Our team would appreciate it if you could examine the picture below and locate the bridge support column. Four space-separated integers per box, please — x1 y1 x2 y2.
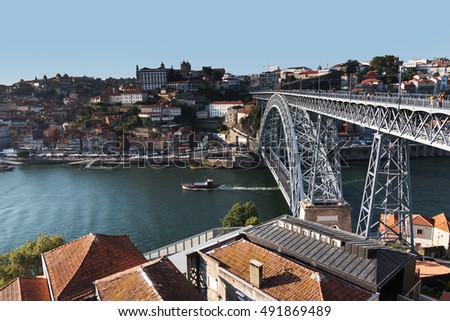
299 200 352 232
356 133 414 251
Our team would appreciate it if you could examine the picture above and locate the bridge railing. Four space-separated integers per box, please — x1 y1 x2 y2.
254 90 450 109
143 227 242 260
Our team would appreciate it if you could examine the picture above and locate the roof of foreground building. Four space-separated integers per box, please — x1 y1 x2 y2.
206 238 373 301
243 216 416 293
0 277 51 301
95 256 204 301
42 233 148 301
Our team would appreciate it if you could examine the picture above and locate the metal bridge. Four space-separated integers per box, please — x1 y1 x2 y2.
252 90 450 248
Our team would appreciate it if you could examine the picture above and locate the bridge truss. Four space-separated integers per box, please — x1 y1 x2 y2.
254 91 450 249
258 94 345 216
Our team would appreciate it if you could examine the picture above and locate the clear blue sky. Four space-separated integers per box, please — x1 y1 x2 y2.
1 0 449 85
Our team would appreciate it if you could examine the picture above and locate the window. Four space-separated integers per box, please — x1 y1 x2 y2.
417 229 423 235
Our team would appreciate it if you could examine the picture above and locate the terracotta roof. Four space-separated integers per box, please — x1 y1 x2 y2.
412 214 434 227
0 277 51 301
42 233 147 301
207 239 373 301
433 213 450 233
95 257 204 301
416 260 450 278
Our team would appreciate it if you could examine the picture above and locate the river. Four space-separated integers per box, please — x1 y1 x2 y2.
1 158 449 254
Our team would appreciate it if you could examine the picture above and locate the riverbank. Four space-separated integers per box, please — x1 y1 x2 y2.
2 143 448 168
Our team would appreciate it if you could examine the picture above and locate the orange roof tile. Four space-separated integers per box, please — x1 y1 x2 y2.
95 257 204 301
0 277 51 301
416 260 450 278
433 213 450 233
412 214 434 227
42 233 147 301
207 239 372 301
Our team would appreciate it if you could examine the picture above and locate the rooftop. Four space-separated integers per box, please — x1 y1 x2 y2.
42 233 147 301
0 277 51 301
207 238 373 301
416 260 450 278
244 216 416 292
95 257 204 301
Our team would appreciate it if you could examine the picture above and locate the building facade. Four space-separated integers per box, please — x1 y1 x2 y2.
208 100 244 118
136 63 168 91
0 124 11 149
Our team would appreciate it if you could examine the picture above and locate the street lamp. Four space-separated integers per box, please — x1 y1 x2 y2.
398 66 404 109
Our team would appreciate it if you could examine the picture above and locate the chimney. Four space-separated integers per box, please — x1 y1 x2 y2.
249 260 263 288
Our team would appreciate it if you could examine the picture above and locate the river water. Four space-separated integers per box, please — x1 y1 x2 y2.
1 158 449 254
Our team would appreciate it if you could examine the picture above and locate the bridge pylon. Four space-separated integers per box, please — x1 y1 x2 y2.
356 133 415 250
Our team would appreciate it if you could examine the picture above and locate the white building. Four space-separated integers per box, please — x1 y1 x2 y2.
208 100 244 118
136 63 168 91
166 81 189 92
106 91 147 105
138 105 181 123
121 90 148 105
382 213 450 257
403 59 429 68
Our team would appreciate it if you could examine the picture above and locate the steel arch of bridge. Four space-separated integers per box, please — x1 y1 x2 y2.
257 94 344 217
254 91 450 247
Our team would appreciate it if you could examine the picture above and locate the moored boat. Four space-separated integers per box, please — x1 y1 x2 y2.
181 178 222 190
0 164 14 172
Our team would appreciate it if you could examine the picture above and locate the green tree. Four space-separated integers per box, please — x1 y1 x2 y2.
402 67 418 81
16 150 30 158
343 59 359 89
0 234 65 287
370 55 400 84
220 202 260 227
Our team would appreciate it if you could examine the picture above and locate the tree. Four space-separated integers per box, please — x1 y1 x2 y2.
370 55 400 84
0 234 65 288
402 67 418 81
220 201 260 227
343 59 359 89
16 150 30 158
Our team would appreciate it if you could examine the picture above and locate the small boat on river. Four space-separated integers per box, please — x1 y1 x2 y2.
181 178 222 190
0 164 14 172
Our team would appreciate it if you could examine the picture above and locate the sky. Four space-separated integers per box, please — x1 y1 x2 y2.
1 0 449 85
